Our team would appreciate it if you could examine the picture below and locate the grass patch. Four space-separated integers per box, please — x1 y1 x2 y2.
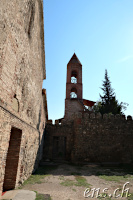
99 175 132 183
72 188 76 192
128 193 133 200
35 191 52 200
60 175 91 187
60 179 75 187
59 176 65 181
21 165 58 187
74 176 90 187
22 174 50 185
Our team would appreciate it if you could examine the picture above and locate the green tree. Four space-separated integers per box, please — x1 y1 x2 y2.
94 69 128 115
100 69 114 105
93 101 102 113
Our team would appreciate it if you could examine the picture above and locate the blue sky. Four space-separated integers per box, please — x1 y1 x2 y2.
43 0 133 121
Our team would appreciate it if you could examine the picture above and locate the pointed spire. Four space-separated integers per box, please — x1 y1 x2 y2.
68 53 82 65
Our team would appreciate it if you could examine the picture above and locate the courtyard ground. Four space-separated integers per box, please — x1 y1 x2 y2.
20 162 133 200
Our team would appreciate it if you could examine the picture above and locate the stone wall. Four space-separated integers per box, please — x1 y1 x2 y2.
72 113 133 163
0 0 45 126
0 0 46 195
65 99 84 119
0 106 45 190
44 113 133 164
44 121 74 161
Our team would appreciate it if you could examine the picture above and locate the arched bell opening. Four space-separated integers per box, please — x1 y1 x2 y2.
70 88 77 99
71 70 77 84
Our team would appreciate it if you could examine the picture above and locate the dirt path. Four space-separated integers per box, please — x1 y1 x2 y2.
21 163 133 200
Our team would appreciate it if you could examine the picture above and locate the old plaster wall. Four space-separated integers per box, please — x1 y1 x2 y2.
44 113 133 164
0 0 46 195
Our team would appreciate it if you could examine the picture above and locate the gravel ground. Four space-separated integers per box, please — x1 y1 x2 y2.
21 163 133 200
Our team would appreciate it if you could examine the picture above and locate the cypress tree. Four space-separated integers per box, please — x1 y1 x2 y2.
98 69 124 115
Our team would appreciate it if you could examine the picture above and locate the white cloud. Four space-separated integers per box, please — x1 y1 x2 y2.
116 55 133 63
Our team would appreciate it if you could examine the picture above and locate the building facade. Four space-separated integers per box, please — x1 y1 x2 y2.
0 0 47 195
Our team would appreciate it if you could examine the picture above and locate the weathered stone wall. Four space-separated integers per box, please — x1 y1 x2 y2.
0 106 45 189
44 121 74 161
72 113 133 163
65 99 84 119
44 113 133 164
0 0 45 126
0 0 46 195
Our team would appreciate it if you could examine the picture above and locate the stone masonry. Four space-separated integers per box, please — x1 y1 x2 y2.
44 113 133 164
0 0 46 195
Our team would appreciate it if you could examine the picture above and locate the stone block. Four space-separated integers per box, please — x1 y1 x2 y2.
74 112 82 119
96 112 102 119
84 112 89 120
121 115 126 120
47 120 52 124
108 114 114 119
90 113 95 118
55 120 59 125
77 112 82 119
61 119 66 125
115 114 120 119
103 113 108 119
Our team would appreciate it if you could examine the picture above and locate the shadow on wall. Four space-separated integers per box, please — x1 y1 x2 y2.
33 105 45 173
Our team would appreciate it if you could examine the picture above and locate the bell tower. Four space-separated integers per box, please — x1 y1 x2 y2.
65 53 84 118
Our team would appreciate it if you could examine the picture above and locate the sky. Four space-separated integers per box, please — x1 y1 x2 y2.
43 0 133 121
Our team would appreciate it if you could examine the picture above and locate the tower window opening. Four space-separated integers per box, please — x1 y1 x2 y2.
70 88 77 99
71 76 77 84
71 71 77 84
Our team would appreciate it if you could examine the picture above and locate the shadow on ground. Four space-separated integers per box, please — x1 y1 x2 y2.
34 162 133 177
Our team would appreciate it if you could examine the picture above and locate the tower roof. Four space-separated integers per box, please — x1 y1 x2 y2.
68 53 82 65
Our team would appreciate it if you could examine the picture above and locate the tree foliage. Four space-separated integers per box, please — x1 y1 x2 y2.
94 69 128 115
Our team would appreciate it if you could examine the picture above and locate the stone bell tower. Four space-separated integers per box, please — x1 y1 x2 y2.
64 53 84 118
